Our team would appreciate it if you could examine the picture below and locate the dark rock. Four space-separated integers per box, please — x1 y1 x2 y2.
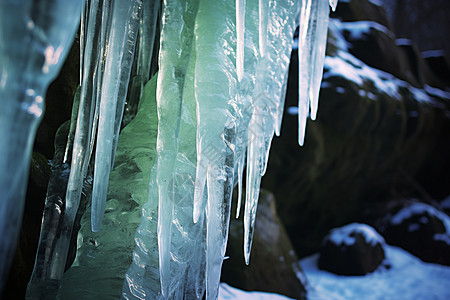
383 201 450 266
221 190 307 300
318 223 387 275
263 0 450 258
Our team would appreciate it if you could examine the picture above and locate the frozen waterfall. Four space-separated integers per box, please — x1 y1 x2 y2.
0 0 338 298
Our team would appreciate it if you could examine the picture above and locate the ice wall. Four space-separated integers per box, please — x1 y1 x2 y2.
4 0 339 298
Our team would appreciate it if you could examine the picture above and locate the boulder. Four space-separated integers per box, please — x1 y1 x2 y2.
318 223 387 275
221 190 307 300
383 202 450 265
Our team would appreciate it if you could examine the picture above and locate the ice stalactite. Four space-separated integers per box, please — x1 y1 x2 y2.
91 0 143 232
297 0 334 145
329 0 338 12
0 0 82 295
25 88 80 299
244 0 299 265
153 0 200 298
236 0 246 82
193 0 241 297
26 2 107 296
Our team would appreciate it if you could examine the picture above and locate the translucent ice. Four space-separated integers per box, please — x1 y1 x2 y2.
0 0 81 294
297 0 331 145
91 0 142 232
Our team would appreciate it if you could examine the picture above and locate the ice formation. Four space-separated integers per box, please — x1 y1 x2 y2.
0 0 82 294
0 0 338 298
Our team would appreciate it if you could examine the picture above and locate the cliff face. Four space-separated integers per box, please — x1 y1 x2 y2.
263 0 450 257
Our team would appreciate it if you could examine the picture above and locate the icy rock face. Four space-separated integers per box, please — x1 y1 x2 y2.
0 0 81 294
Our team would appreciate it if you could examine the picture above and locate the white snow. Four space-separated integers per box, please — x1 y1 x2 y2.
301 245 450 300
422 50 445 59
218 283 295 300
323 50 400 99
323 50 450 103
219 244 450 300
390 202 450 232
326 223 385 247
336 21 395 40
395 38 412 46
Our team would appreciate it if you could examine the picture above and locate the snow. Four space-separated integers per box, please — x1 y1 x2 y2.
323 50 400 99
326 223 385 247
390 202 450 232
323 50 450 103
336 21 395 40
218 283 294 300
219 244 450 300
422 50 445 59
395 38 412 46
301 245 450 300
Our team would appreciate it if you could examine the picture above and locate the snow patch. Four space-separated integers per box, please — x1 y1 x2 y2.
301 245 450 300
327 223 385 247
218 283 294 300
390 202 450 231
422 50 445 59
336 21 395 40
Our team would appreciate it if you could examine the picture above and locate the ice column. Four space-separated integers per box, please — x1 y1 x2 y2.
0 0 81 294
91 0 143 232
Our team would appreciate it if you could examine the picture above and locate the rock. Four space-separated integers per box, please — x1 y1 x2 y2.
318 223 387 275
383 202 450 266
221 190 307 300
263 0 450 258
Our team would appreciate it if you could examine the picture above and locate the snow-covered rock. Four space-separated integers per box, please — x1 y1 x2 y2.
318 223 387 275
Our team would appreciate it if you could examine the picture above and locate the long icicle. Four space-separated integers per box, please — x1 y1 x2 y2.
91 0 142 232
243 0 299 264
156 0 199 296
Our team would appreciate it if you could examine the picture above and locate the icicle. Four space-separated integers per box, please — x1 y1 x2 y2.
236 0 246 81
329 0 338 12
243 0 299 264
155 0 199 296
194 0 240 297
27 1 108 292
298 0 331 145
0 0 81 295
258 0 267 57
91 0 142 232
140 0 160 88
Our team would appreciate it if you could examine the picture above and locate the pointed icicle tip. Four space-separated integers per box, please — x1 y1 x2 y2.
329 0 338 12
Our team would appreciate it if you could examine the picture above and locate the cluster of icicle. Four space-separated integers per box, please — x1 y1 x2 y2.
3 0 338 299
